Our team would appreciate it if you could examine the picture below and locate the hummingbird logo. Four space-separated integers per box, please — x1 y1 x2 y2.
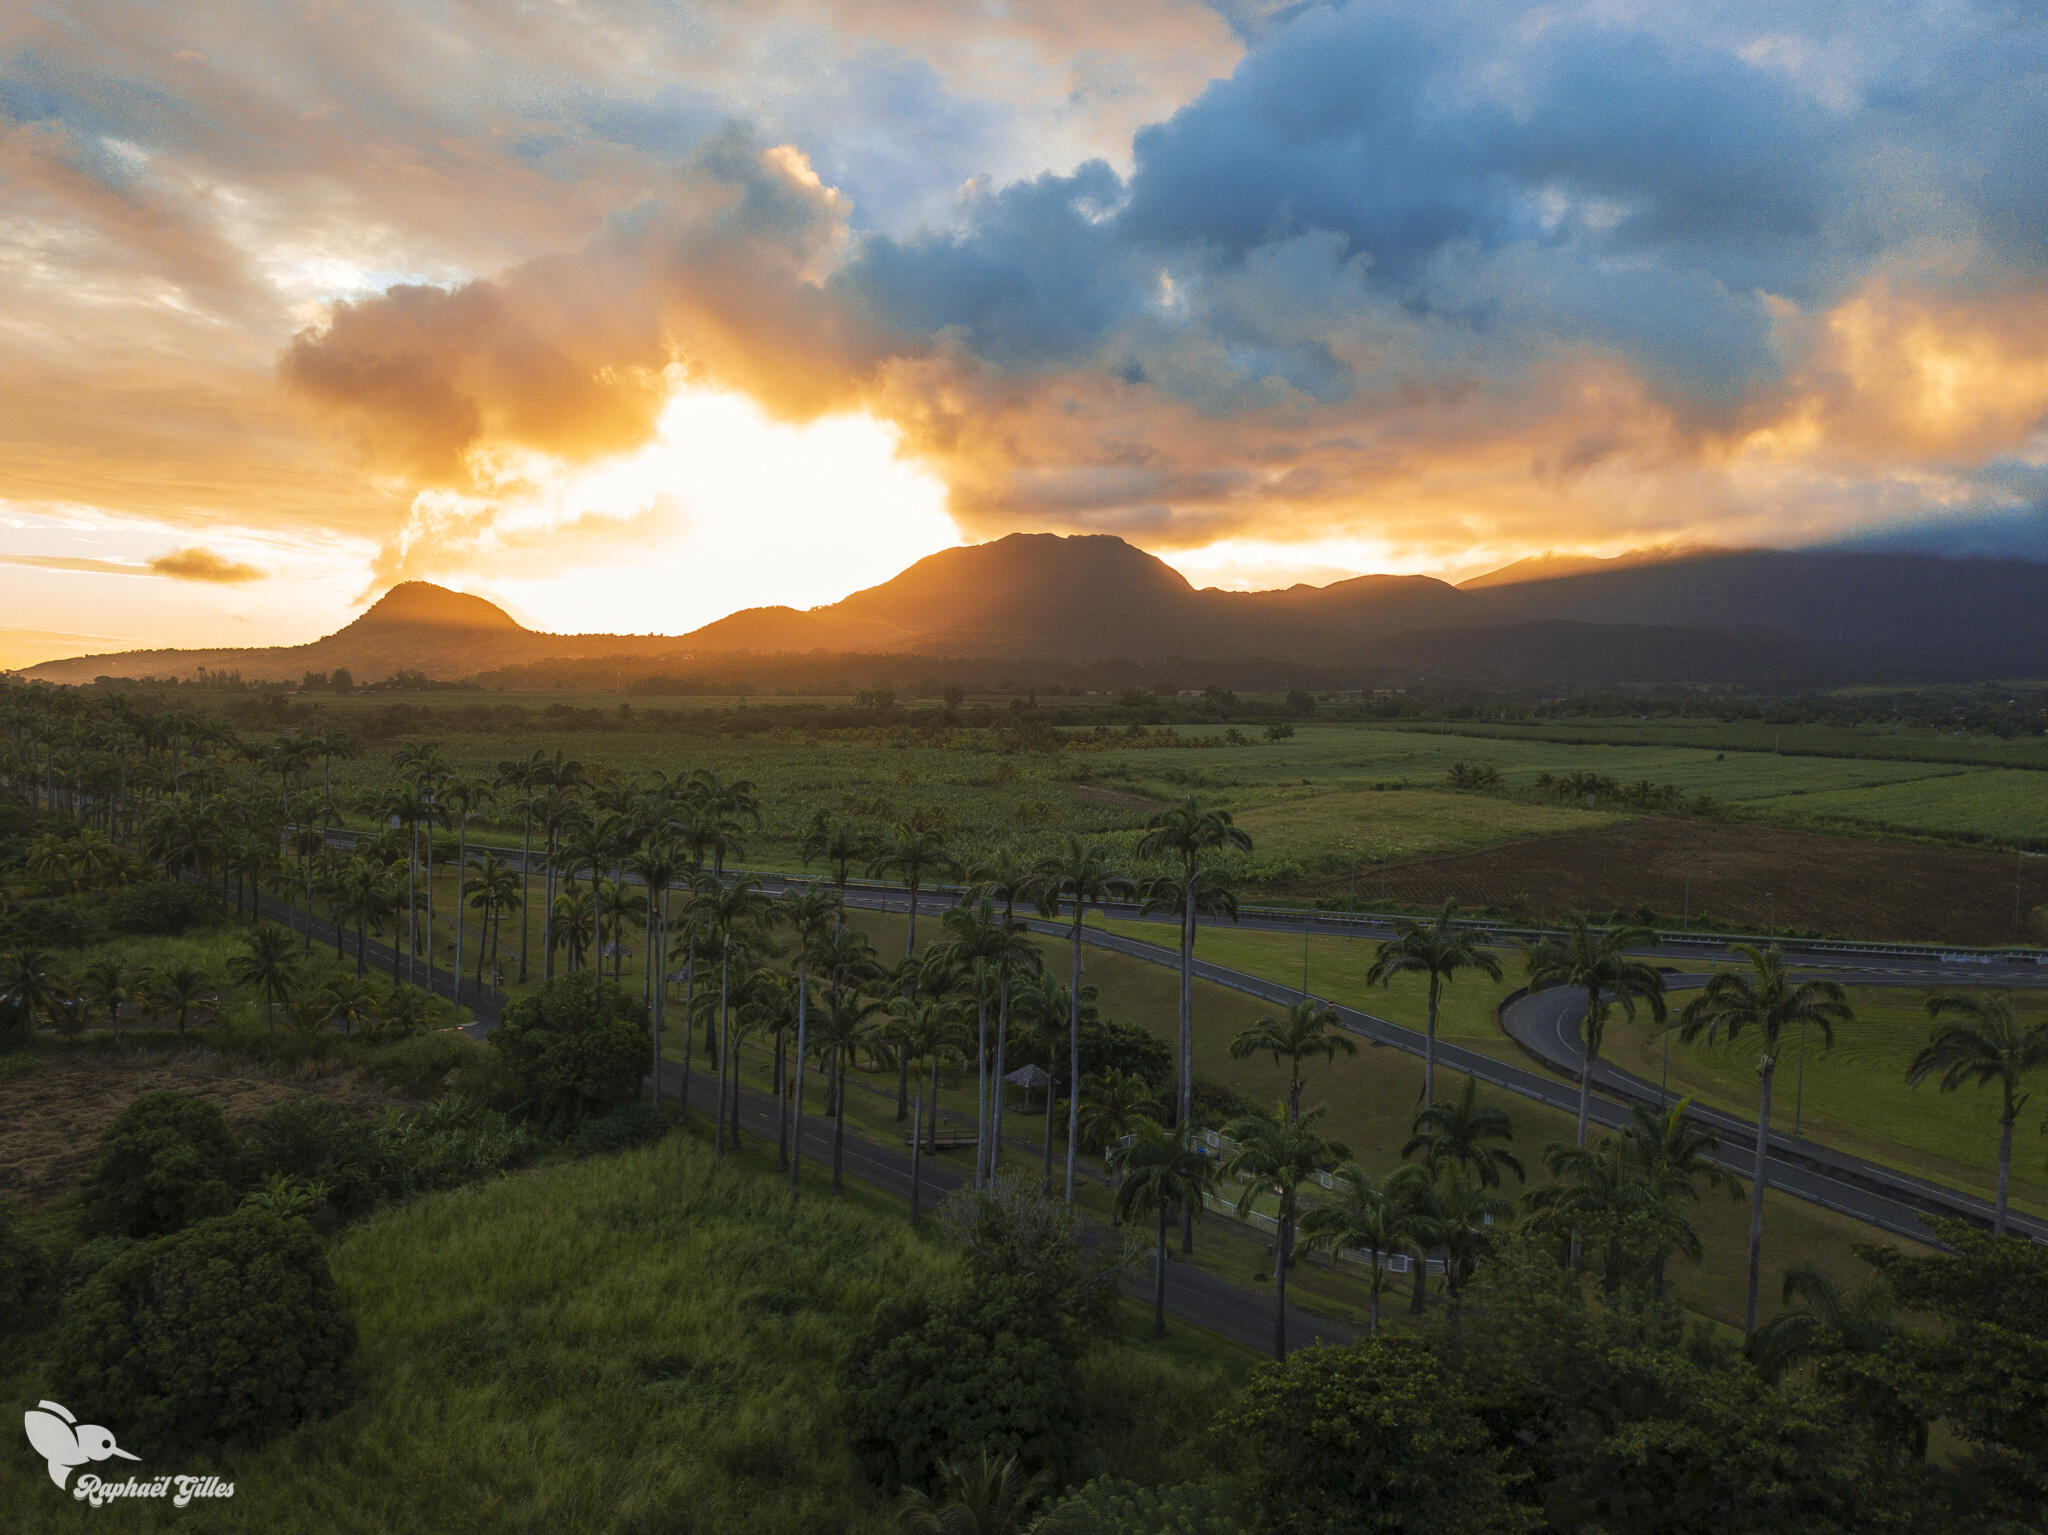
23 1400 139 1489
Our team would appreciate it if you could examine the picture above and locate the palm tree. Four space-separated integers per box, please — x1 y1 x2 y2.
494 748 549 983
1301 1161 1437 1333
1747 1263 1899 1384
688 874 775 1155
1220 1107 1340 1358
1 945 64 1034
466 853 522 991
810 984 888 1193
1681 943 1851 1334
332 857 396 978
144 964 220 1038
1078 1069 1160 1220
1403 1075 1525 1187
1432 1167 1514 1303
1617 1098 1739 1295
777 882 841 1194
801 813 874 933
1108 1118 1218 1339
1368 898 1503 1106
1033 837 1134 1204
561 812 624 1002
321 971 383 1038
1908 990 2048 1236
228 924 299 1034
935 898 1039 1182
890 994 967 1226
1228 999 1357 1124
870 818 958 960
79 958 134 1035
1520 915 1667 1150
1137 798 1251 1147
441 776 492 1007
381 983 447 1038
894 1448 1049 1535
551 884 597 972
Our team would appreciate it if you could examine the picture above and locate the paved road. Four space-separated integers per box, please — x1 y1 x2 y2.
1502 975 2048 1243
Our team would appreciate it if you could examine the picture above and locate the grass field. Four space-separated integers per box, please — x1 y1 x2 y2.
1082 914 2048 1223
2 1133 1248 1534
1391 715 2048 771
1609 986 2048 1214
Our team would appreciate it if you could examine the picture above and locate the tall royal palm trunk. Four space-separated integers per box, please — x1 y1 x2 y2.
790 958 808 1195
1576 985 1598 1149
1153 1200 1170 1340
832 1049 848 1193
715 938 732 1158
1996 1111 2014 1236
974 996 990 1187
1423 976 1442 1105
909 1080 924 1227
1746 1061 1775 1334
990 968 1012 1170
518 809 534 982
1065 913 1084 1203
452 818 466 1008
1274 1214 1290 1361
1179 870 1196 1253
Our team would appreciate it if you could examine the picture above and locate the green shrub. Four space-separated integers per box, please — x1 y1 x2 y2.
367 1028 494 1097
77 1091 244 1238
1037 1477 1245 1535
378 1096 535 1193
103 878 217 936
0 1203 50 1333
0 895 102 948
52 1209 355 1451
489 978 650 1125
842 1287 1082 1493
244 1095 392 1219
569 1099 670 1157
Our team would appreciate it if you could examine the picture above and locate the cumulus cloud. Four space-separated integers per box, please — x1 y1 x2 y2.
148 546 265 582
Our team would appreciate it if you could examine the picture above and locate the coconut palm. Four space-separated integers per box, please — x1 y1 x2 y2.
688 874 775 1155
1368 897 1503 1106
1078 1068 1161 1220
1219 1107 1340 1359
1908 990 2048 1236
894 1448 1049 1535
1747 1263 1899 1384
1433 1166 1514 1302
1031 836 1135 1201
1402 1075 1525 1187
1 945 64 1034
381 982 447 1038
1228 999 1357 1124
550 884 597 972
1108 1117 1218 1339
332 857 397 978
890 993 969 1226
144 964 220 1038
322 971 383 1038
78 958 134 1035
228 924 299 1035
1680 943 1852 1334
466 853 522 991
1137 798 1251 1145
1617 1098 1739 1295
1520 915 1667 1151
1301 1161 1437 1333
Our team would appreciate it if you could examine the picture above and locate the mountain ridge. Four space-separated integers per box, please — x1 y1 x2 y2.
16 533 2048 687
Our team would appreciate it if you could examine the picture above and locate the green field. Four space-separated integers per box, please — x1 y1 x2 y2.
1 1132 1246 1534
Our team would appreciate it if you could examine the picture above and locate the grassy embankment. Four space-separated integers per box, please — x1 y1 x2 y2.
1 1131 1250 1535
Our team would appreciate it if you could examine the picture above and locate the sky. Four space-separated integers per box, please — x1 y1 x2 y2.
3 0 2047 667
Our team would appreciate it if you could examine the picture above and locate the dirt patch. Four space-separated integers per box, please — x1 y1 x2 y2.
1262 816 2048 946
1073 782 1166 812
0 1048 405 1211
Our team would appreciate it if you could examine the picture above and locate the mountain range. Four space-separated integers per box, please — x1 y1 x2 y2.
18 534 2048 689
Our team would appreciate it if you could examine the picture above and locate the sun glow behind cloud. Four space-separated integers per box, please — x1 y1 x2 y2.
393 388 961 635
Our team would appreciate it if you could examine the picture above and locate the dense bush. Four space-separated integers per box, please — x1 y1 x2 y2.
103 877 217 936
0 1203 50 1332
1038 1478 1245 1535
77 1091 244 1238
52 1209 355 1451
244 1095 392 1220
489 978 650 1125
569 1099 671 1157
1218 1333 1534 1535
0 895 103 948
367 1028 502 1097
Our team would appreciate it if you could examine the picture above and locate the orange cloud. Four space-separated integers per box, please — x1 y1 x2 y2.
149 546 265 582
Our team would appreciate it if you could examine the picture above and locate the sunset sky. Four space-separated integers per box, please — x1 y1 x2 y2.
4 1 2047 667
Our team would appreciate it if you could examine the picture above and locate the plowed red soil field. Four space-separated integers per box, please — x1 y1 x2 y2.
1267 816 2048 946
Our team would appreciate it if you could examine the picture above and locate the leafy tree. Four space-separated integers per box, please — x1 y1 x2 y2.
1680 943 1851 1333
0 1202 50 1334
1907 990 2048 1235
1368 899 1502 1105
1033 1477 1244 1535
1227 999 1356 1123
489 977 650 1127
78 1091 244 1238
52 1208 355 1451
1216 1334 1536 1535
